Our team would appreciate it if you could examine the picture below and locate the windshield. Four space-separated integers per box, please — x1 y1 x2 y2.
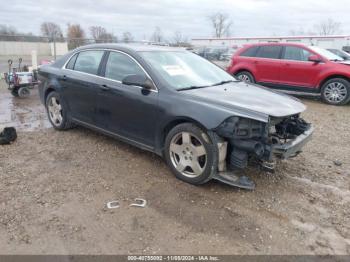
308 46 344 61
329 49 350 59
139 51 235 90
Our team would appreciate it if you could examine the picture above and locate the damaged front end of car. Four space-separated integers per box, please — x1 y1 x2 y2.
212 114 313 189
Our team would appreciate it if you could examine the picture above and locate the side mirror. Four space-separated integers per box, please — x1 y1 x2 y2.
308 55 322 63
122 74 154 90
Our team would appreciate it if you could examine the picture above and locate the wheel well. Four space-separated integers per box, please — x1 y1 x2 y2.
319 75 350 90
234 69 253 77
44 87 55 102
160 118 207 149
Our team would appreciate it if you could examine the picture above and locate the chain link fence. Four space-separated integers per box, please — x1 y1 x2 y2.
0 34 119 48
0 34 193 73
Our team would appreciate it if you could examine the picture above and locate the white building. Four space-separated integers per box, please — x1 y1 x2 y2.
191 35 350 50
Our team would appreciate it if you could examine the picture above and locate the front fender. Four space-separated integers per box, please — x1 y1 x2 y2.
174 98 269 129
316 71 350 88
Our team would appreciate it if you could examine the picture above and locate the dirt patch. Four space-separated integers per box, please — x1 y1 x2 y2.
0 81 349 254
0 85 49 131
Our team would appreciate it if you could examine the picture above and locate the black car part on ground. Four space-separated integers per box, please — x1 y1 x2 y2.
215 115 311 170
0 127 17 145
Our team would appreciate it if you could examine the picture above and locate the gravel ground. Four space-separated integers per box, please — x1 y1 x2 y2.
0 80 349 255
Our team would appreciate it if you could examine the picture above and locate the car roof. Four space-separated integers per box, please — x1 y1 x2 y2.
243 42 307 48
76 43 185 52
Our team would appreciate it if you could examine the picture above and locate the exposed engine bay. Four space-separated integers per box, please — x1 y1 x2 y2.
214 114 312 173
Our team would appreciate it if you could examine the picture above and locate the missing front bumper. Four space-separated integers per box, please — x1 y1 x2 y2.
272 126 314 159
213 125 314 189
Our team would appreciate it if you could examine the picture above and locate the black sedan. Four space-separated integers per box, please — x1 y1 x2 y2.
38 44 313 189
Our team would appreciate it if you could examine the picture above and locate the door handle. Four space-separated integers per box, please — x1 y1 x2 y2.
100 84 110 91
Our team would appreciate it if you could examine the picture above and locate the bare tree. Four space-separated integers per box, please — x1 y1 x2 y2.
150 27 164 43
289 27 316 36
173 31 183 44
67 23 86 49
100 32 117 43
172 31 186 45
122 31 134 43
89 26 107 40
314 18 341 35
208 12 232 38
0 24 17 35
89 26 117 43
41 22 63 39
172 31 189 46
0 24 20 41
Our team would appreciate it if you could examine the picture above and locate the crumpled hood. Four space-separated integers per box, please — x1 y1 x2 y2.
182 81 306 119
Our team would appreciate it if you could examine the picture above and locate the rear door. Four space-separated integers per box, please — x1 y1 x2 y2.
254 45 283 84
62 50 105 124
280 46 322 88
96 51 159 147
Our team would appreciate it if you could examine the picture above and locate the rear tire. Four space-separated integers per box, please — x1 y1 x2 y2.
18 87 30 98
164 123 218 185
46 91 75 130
235 71 255 83
321 78 350 105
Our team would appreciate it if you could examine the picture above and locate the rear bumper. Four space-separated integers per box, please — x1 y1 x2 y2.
272 126 314 159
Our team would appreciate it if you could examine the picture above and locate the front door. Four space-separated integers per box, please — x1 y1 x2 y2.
280 46 323 88
96 51 159 147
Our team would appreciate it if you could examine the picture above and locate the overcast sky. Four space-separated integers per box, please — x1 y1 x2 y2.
1 0 349 40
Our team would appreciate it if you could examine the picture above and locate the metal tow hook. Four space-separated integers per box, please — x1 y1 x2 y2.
106 201 120 209
130 198 147 208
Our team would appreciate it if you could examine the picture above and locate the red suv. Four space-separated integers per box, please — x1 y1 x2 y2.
227 43 350 105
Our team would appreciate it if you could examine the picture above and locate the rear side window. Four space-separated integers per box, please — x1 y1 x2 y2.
66 54 78 69
74 50 104 75
283 46 311 61
104 52 145 82
255 46 282 59
240 46 258 57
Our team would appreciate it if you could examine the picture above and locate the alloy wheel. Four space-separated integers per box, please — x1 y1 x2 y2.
48 97 63 126
324 82 347 103
238 74 251 83
169 132 207 178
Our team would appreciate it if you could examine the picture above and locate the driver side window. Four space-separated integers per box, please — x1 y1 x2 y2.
283 46 311 61
104 52 146 82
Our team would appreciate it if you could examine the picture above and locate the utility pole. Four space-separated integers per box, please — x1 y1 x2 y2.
52 33 57 60
53 35 57 60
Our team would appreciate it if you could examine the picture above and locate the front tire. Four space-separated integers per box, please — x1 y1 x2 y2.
45 91 74 130
235 71 255 83
11 87 19 97
164 123 218 185
321 78 350 105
